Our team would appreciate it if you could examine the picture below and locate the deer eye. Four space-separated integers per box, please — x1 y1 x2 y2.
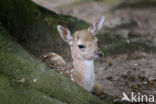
78 45 85 49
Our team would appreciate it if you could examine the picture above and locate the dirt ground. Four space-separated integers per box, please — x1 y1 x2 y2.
33 0 156 102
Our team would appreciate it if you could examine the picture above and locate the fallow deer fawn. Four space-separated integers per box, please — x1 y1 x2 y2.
40 16 105 95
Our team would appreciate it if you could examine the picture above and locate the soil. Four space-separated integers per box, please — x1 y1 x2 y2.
95 52 156 101
33 0 156 103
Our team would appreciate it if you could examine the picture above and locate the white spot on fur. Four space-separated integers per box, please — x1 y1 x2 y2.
51 56 61 60
70 74 74 81
51 53 56 55
65 70 69 74
33 79 37 83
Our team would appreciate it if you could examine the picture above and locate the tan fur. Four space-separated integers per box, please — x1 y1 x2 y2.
70 30 99 91
40 16 105 95
71 30 99 60
40 31 104 93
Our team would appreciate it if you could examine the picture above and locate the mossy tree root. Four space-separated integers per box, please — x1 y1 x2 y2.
111 0 156 10
0 75 66 104
102 38 156 56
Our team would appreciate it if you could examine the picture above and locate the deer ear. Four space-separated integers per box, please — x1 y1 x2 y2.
88 16 105 35
57 25 72 45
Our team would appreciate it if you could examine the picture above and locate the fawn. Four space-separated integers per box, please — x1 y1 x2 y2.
40 16 105 95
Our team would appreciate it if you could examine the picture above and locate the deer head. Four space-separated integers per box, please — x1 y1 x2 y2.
57 16 105 61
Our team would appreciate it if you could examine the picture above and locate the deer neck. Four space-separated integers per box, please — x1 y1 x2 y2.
71 52 95 91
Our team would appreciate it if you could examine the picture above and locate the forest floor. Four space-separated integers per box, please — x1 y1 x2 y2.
33 0 156 102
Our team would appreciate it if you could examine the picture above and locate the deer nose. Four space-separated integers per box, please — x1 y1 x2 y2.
95 50 104 57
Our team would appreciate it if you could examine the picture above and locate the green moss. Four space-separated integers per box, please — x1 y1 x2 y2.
102 38 156 56
112 0 156 9
98 31 125 45
0 75 67 104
